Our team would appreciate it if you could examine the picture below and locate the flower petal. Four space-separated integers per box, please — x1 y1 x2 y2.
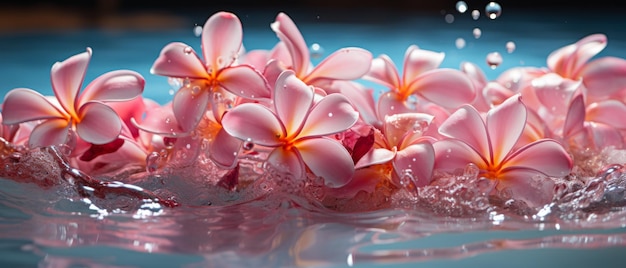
131 102 187 136
303 47 373 84
377 91 418 119
355 148 396 169
299 93 358 138
433 139 486 172
502 139 572 178
496 169 556 207
209 128 242 169
486 94 526 165
79 70 145 104
567 33 607 77
363 55 400 90
172 84 210 132
51 48 91 113
580 57 626 99
402 45 445 86
383 112 433 149
438 105 490 161
297 137 355 187
273 70 313 135
150 42 208 79
406 68 475 109
1 88 65 124
563 94 586 138
336 81 379 127
393 141 435 187
28 118 70 148
587 100 626 129
217 65 270 99
76 102 122 144
267 146 305 179
532 73 581 115
201 12 243 69
222 103 284 147
585 122 624 149
271 12 309 78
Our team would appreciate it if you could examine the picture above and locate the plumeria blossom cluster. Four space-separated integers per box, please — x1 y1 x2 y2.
2 11 626 208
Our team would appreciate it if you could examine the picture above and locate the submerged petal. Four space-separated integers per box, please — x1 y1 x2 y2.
76 102 122 145
150 42 208 79
221 103 284 147
297 137 355 187
201 12 243 69
1 88 65 124
300 93 358 138
304 47 373 84
79 70 145 105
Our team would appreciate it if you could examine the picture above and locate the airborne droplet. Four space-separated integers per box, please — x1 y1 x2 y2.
506 41 516 53
485 2 502 19
471 10 480 20
473 28 482 39
486 52 503 69
193 25 202 37
455 38 466 49
456 1 468 13
309 43 325 59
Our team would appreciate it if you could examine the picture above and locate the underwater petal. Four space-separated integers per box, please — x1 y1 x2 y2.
438 105 490 161
304 47 373 84
201 11 242 69
217 65 270 99
51 48 91 113
222 103 284 147
580 57 626 98
300 93 358 138
28 118 70 148
267 146 305 179
486 94 526 164
79 70 145 104
1 88 65 124
273 70 313 134
172 85 210 132
503 139 572 178
354 148 396 169
402 45 445 86
297 137 355 187
209 128 242 169
363 55 401 90
393 141 435 187
587 100 626 129
406 68 475 109
271 12 309 78
150 42 208 79
76 101 122 145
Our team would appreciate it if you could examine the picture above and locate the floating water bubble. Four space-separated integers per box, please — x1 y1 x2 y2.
463 163 480 179
485 2 502 19
455 37 466 49
193 25 202 37
456 1 468 13
486 52 503 69
471 10 480 20
243 138 255 151
473 28 482 39
444 14 455 24
309 43 325 59
506 41 516 53
145 152 160 173
183 46 193 55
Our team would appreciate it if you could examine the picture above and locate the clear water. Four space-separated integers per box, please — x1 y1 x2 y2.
1 8 626 268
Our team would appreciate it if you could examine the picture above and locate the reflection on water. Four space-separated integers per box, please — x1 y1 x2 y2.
1 7 626 268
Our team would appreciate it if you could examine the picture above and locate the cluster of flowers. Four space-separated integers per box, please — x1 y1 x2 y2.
2 12 626 207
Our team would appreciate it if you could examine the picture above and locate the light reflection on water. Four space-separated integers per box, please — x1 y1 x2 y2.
1 9 626 268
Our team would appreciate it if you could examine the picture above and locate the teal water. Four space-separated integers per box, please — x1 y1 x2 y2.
1 8 626 268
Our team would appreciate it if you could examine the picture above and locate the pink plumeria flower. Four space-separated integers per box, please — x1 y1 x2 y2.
222 70 359 187
433 94 573 206
355 113 436 188
264 12 373 91
151 11 270 132
1 48 144 150
364 45 475 117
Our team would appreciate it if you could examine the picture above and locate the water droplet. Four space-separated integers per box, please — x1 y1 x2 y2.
182 78 191 88
456 1 468 13
146 152 160 173
193 25 202 37
471 10 480 20
486 52 503 69
455 37 466 49
473 28 482 39
183 46 193 55
309 43 325 59
463 163 480 179
191 86 201 95
506 41 516 53
168 89 175 95
485 2 502 19
243 138 255 151
444 14 455 24
400 169 414 187
327 112 333 117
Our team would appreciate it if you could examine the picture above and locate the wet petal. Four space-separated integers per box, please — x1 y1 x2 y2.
262 59 287 91
209 128 242 169
271 12 309 77
324 168 385 199
28 118 70 148
532 73 581 115
267 146 305 179
383 113 434 149
297 137 355 187
51 48 91 113
586 122 624 148
131 102 187 136
402 45 445 86
1 88 65 124
79 70 145 104
563 94 586 138
217 65 270 99
363 55 400 90
393 141 435 187
503 139 573 178
355 148 396 169
221 103 284 147
486 94 526 164
274 70 313 134
438 105 490 160
496 169 556 207
150 42 208 79
202 12 243 69
377 91 417 119
304 47 373 84
300 93 358 138
172 85 210 132
580 57 626 98
587 100 626 129
76 102 122 144
406 68 475 109
433 139 486 172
